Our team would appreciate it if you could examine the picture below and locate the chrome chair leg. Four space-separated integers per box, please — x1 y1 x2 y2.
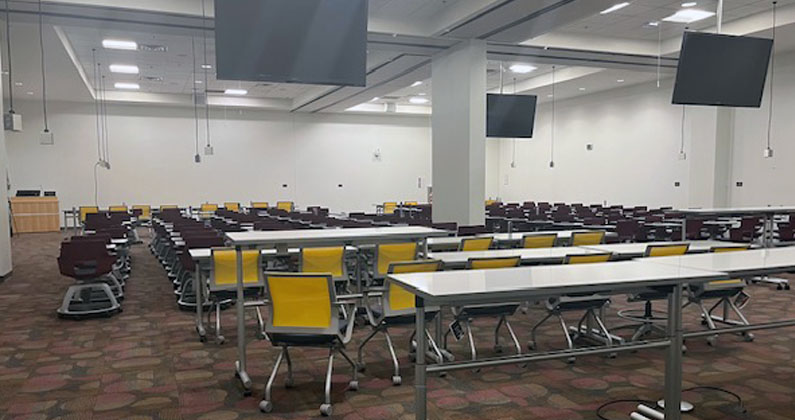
337 347 359 390
504 319 522 355
529 312 554 350
320 348 334 416
383 331 402 385
215 302 224 345
259 348 285 413
494 316 505 352
464 320 477 361
283 347 294 388
357 326 381 368
425 329 444 365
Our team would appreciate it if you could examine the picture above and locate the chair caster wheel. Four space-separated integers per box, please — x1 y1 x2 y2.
348 380 359 391
567 357 576 364
785 284 791 290
259 400 273 413
743 333 754 342
357 363 366 372
199 335 207 343
320 403 333 416
243 389 252 397
527 342 536 351
285 378 294 388
608 352 617 359
706 336 717 347
216 336 225 345
256 332 265 340
777 285 783 290
494 345 503 354
392 376 402 386
700 319 708 326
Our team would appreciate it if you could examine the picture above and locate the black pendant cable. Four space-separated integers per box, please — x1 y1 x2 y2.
765 1 777 159
37 0 50 136
92 51 102 205
5 0 14 115
201 0 211 155
679 105 686 160
511 76 517 168
549 66 556 168
101 73 110 168
192 36 200 163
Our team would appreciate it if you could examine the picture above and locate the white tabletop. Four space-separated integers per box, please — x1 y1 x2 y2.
583 240 748 257
640 246 795 277
675 206 795 215
388 260 725 305
427 246 605 267
189 245 358 260
426 230 615 248
225 226 448 247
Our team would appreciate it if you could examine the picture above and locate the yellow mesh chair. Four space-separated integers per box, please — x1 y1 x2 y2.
530 253 617 360
485 200 498 207
300 246 349 290
260 272 358 416
371 242 419 283
383 202 397 215
208 249 264 344
251 201 269 209
686 246 753 346
448 256 522 361
570 231 606 246
404 201 418 206
132 205 151 220
522 234 557 249
108 205 128 213
458 237 493 252
159 205 177 211
276 201 294 212
618 244 690 342
359 260 445 385
79 206 99 223
224 202 240 212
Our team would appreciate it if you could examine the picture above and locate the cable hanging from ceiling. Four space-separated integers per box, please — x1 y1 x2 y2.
37 0 50 136
765 1 777 158
92 49 102 163
549 65 556 168
5 0 14 114
191 35 201 163
201 0 212 156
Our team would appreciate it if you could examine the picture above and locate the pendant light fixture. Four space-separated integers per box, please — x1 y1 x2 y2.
37 0 53 144
201 0 213 156
191 36 201 163
764 1 777 159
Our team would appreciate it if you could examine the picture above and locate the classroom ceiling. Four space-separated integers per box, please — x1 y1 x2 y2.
1 0 792 114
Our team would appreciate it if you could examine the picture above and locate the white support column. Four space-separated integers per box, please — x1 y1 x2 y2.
687 107 734 208
431 39 487 225
0 49 13 278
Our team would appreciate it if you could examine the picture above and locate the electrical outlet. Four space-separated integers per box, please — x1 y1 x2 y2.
736 181 743 187
337 184 343 188
549 161 555 168
586 144 593 151
282 184 288 188
674 181 681 187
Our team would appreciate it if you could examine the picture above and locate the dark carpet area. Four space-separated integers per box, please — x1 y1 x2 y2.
1 231 794 420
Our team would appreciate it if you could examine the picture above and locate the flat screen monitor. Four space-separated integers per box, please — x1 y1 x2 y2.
214 0 368 87
16 190 40 197
672 32 773 108
487 94 538 138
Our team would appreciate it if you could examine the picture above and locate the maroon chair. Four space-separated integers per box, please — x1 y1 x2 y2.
57 240 122 318
458 225 489 236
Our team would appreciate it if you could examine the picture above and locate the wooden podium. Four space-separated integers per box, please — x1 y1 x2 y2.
10 196 60 233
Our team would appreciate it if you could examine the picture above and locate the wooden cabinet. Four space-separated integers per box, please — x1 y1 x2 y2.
10 197 60 233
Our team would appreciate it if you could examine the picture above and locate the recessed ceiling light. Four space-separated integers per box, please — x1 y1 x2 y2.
547 94 553 98
194 80 203 84
14 81 22 86
201 64 212 69
578 87 586 91
418 92 427 96
681 2 697 7
647 21 660 27
411 81 423 87
409 97 429 104
224 88 247 96
114 82 140 90
509 64 537 74
662 9 715 23
109 64 139 74
102 39 138 50
26 91 34 95
617 79 625 83
600 2 630 14
370 97 380 102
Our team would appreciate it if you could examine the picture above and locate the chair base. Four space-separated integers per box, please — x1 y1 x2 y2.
57 283 121 319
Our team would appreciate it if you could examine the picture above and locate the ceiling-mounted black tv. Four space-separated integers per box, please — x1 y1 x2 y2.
487 94 537 138
672 32 773 108
214 0 368 87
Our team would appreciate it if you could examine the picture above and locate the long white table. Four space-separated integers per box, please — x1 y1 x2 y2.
224 226 449 393
389 261 726 420
640 246 795 278
582 240 748 258
427 246 605 268
427 230 617 251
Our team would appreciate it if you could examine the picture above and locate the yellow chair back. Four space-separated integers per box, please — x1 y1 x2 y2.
383 202 397 215
277 201 294 212
376 242 418 276
251 201 270 209
646 244 689 257
565 253 612 265
467 256 521 270
132 205 151 220
200 203 218 212
523 234 557 249
571 231 606 246
404 201 418 206
387 260 442 311
485 200 498 206
79 206 99 223
300 246 345 278
459 237 493 251
267 273 332 329
210 249 261 289
159 205 178 211
109 205 127 213
711 246 750 253
224 202 240 212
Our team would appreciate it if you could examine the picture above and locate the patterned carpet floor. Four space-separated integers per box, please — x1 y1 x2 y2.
1 231 794 420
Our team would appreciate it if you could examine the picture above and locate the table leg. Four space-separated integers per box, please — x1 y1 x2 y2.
235 246 252 392
195 265 206 341
415 297 427 420
681 218 686 241
663 285 683 420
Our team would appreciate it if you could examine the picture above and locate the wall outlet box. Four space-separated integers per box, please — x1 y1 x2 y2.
39 130 54 145
586 143 593 151
678 151 687 160
736 181 743 187
674 181 681 187
549 161 555 168
4 112 22 131
194 154 201 163
204 145 214 155
763 147 774 158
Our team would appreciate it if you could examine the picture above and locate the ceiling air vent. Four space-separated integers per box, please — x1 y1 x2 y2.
139 44 168 52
